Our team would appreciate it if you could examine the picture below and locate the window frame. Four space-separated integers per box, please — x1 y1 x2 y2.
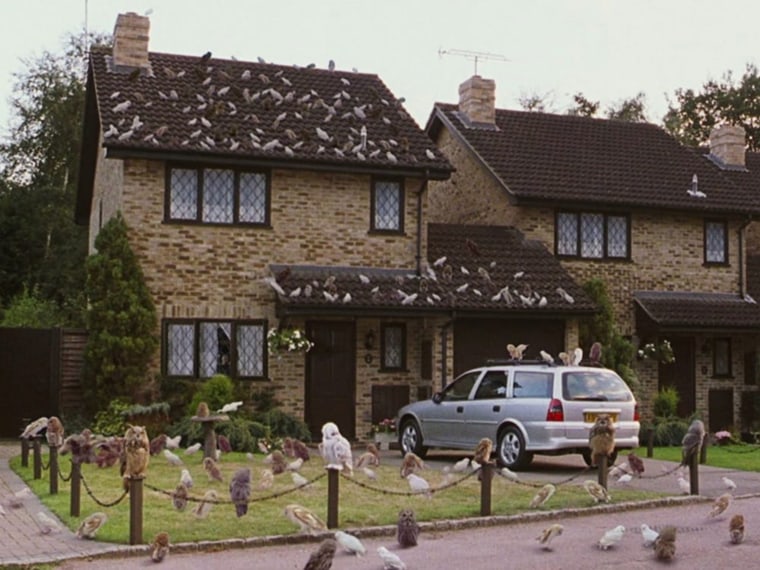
380 322 407 371
704 219 729 266
370 176 405 234
164 164 271 226
713 337 732 378
555 210 631 261
162 318 268 380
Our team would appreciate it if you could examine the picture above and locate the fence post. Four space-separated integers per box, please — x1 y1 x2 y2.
688 451 699 495
70 462 81 517
326 468 339 529
129 476 144 545
20 438 29 467
479 463 492 516
646 428 654 458
597 455 609 489
33 438 42 480
49 445 59 495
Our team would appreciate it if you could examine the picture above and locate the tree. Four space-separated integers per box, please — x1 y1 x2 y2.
0 31 107 322
82 213 157 413
663 64 760 150
566 92 600 117
518 91 554 113
0 285 61 327
606 92 648 122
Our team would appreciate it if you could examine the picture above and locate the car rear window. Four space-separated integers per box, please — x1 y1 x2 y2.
562 370 632 402
512 371 553 398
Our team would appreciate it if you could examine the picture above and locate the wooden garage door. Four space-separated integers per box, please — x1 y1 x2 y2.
453 318 565 377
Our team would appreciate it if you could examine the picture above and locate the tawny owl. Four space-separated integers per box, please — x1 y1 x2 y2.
45 416 64 447
729 514 745 544
588 414 616 467
654 525 676 561
473 438 493 465
172 483 188 511
124 425 150 479
304 538 337 570
150 531 170 563
397 508 420 548
229 467 251 517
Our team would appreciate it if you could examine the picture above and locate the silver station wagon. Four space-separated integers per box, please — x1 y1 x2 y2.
396 361 640 469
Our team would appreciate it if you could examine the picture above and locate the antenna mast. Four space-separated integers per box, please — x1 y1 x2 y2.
438 48 510 75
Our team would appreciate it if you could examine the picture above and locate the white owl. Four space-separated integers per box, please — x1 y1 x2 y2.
320 422 354 476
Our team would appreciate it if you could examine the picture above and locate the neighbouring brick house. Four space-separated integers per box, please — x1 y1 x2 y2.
425 75 760 432
75 14 595 440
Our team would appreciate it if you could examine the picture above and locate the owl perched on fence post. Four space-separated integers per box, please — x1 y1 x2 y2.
124 425 150 480
588 414 616 467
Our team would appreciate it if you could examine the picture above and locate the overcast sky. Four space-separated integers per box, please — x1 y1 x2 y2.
2 0 760 135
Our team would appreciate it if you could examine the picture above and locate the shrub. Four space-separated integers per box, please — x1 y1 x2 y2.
257 409 311 442
216 417 257 452
650 417 689 446
188 374 236 416
122 402 170 436
653 387 680 418
92 399 130 436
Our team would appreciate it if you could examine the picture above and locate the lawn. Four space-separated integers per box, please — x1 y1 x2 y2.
11 450 667 545
636 443 760 471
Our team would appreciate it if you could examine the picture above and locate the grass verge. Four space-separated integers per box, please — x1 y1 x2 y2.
635 444 760 471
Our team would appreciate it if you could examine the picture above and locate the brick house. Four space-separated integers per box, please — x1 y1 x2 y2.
425 76 760 432
75 14 594 440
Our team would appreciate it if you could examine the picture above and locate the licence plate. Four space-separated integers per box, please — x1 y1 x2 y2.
584 412 619 423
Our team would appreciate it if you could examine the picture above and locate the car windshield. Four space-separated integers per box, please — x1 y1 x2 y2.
441 370 480 401
562 370 632 402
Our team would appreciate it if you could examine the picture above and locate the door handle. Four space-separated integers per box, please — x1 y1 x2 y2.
456 406 464 413
492 405 501 412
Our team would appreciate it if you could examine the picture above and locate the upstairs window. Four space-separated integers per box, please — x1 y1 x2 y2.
380 323 406 370
704 220 728 265
371 178 404 233
167 166 270 225
556 211 629 260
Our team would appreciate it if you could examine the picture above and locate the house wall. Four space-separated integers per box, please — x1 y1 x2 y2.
88 136 124 253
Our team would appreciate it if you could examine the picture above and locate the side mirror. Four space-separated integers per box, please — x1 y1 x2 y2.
432 392 443 404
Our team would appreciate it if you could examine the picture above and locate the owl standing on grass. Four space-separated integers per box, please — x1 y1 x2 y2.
588 414 616 467
397 508 420 547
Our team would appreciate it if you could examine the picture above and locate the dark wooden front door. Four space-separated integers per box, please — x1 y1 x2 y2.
658 336 696 418
305 321 356 439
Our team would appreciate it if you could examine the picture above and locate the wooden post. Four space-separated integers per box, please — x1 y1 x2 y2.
479 463 492 516
49 446 59 495
129 476 144 545
689 451 699 495
70 462 81 517
326 468 339 529
597 455 609 489
33 438 42 480
646 428 654 458
21 438 29 467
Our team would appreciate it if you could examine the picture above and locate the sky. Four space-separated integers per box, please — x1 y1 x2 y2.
2 0 760 135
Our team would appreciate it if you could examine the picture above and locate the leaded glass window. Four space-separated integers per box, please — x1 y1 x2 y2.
580 213 604 258
170 169 197 220
607 215 628 258
167 323 195 376
556 211 629 260
381 323 406 370
372 179 403 232
239 172 267 223
200 322 231 377
237 324 265 377
705 220 727 264
203 169 234 223
557 213 578 256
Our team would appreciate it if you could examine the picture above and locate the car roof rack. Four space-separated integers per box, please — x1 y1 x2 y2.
484 358 555 366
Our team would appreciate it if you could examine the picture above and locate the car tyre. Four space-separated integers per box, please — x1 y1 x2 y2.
398 419 427 458
497 426 533 470
582 449 619 467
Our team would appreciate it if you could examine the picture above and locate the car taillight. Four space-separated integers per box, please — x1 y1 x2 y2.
634 403 640 422
546 398 564 422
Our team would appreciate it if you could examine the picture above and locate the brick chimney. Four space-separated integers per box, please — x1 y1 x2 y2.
112 12 150 69
709 124 746 169
458 76 496 125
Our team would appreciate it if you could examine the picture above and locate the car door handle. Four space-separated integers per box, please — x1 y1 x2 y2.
492 405 501 412
456 406 464 413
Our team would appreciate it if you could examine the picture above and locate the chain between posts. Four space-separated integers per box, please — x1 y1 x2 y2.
79 472 129 508
341 468 478 496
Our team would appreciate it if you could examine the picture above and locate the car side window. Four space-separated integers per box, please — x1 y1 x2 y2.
512 371 553 398
441 371 480 401
474 371 507 400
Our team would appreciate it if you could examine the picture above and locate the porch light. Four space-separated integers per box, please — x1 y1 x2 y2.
365 329 376 350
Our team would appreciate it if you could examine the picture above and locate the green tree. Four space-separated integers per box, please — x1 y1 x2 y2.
663 64 760 150
566 92 600 117
0 285 61 327
606 92 648 122
83 213 157 412
518 91 554 113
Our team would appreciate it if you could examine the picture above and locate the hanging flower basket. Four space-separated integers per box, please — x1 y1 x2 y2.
267 327 314 355
637 339 675 364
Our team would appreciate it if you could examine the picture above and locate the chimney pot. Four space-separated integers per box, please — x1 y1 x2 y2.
458 75 496 125
709 124 746 168
112 12 150 70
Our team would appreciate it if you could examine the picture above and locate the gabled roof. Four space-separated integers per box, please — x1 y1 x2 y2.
77 47 452 223
428 104 760 215
634 291 760 331
271 224 595 316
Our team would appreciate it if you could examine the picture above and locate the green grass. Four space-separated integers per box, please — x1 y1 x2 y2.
636 444 760 471
11 452 665 545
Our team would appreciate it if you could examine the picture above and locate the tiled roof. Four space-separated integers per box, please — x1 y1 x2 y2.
634 291 760 329
271 224 595 315
429 104 760 215
87 47 451 177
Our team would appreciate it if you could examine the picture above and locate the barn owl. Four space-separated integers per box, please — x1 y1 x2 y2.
529 483 556 508
203 457 224 482
21 417 48 439
583 480 611 503
588 414 616 467
76 512 107 539
536 523 563 550
284 504 326 535
400 452 425 478
320 422 354 475
709 493 732 518
192 490 218 519
396 508 420 548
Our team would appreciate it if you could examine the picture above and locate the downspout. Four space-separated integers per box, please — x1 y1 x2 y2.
440 318 453 388
739 215 752 297
415 172 429 276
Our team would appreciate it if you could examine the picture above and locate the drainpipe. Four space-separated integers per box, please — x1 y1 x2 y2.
439 319 453 388
415 172 428 276
739 215 752 297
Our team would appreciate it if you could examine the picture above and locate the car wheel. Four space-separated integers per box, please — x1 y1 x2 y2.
497 426 532 470
399 419 427 458
582 449 619 467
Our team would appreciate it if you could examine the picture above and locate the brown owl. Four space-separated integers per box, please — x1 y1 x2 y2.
654 525 676 561
196 402 210 418
150 531 170 563
304 538 337 570
473 437 493 465
588 414 616 467
124 425 150 479
396 508 420 548
46 416 64 447
400 452 425 478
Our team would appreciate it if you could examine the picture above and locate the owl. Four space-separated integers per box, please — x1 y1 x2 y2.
76 512 107 539
217 434 232 453
681 419 705 466
192 490 218 519
21 416 48 439
334 530 366 556
709 493 732 518
229 468 251 517
529 483 556 508
583 480 611 503
598 525 625 550
536 523 563 550
654 525 676 561
627 452 645 476
729 514 745 544
150 531 170 563
400 452 425 478
588 414 616 467
203 457 224 482
304 538 337 570
149 434 167 456
124 425 150 479
172 483 188 511
473 437 493 465
397 508 420 548
284 503 326 535
196 402 210 418
377 546 406 570
269 450 288 475
320 422 354 475
45 416 64 447
258 468 274 490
